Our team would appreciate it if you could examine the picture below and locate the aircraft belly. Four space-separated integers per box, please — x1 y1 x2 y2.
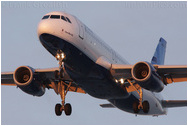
63 43 129 99
65 64 129 99
39 33 129 99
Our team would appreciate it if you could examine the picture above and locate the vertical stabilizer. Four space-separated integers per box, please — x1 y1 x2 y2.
151 38 167 65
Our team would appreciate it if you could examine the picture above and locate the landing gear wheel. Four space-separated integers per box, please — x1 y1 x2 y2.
64 103 72 116
55 103 62 116
133 101 139 113
142 101 150 113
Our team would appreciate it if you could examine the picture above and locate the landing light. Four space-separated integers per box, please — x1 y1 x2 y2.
56 52 65 60
61 53 65 59
57 54 60 59
115 79 118 83
120 78 124 84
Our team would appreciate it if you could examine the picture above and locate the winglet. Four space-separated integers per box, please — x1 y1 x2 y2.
151 37 167 65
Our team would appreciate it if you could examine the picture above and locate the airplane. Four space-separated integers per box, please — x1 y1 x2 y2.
2 11 187 117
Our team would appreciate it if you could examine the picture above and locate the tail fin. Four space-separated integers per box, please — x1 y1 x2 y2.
151 37 167 65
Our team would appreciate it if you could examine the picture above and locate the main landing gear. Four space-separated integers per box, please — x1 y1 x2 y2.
127 79 150 114
54 50 72 116
54 80 72 116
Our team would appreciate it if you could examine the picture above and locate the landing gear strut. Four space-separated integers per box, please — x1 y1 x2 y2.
55 80 72 116
54 50 72 116
127 79 150 114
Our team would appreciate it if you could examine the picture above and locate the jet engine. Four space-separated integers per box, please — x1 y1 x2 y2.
131 61 164 92
13 66 45 96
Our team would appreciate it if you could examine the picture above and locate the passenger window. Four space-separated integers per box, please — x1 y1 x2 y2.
42 15 50 19
66 17 71 23
61 16 67 21
50 15 60 19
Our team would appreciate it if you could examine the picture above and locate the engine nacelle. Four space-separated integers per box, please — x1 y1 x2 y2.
13 66 45 96
131 61 164 92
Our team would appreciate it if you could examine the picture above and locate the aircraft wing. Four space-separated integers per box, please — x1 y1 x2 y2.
155 65 187 84
110 64 187 86
1 67 86 94
1 72 16 86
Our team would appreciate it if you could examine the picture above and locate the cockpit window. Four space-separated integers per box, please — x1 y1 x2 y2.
42 15 50 19
66 17 71 23
43 14 71 24
50 15 60 19
61 16 67 21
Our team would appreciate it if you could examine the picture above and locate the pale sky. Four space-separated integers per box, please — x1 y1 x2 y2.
1 1 187 125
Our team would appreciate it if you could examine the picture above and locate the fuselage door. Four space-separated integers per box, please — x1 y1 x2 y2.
79 24 84 39
76 20 84 40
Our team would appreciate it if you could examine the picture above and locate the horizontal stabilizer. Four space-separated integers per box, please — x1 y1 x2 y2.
100 104 115 108
162 100 187 108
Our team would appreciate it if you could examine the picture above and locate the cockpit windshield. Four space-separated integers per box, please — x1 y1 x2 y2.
66 17 71 23
50 15 60 19
42 15 50 19
42 14 72 24
61 15 67 21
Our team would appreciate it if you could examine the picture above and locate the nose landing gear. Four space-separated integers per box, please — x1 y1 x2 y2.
54 50 72 116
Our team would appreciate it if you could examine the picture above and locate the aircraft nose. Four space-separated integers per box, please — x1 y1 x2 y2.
37 19 63 38
37 21 46 37
38 20 54 37
37 19 69 55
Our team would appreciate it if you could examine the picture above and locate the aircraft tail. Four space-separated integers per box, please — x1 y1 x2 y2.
151 37 167 65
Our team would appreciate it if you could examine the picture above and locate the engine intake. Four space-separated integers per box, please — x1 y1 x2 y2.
132 62 150 80
13 66 45 96
131 62 164 92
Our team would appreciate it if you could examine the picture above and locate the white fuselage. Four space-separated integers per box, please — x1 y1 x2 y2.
37 11 167 116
